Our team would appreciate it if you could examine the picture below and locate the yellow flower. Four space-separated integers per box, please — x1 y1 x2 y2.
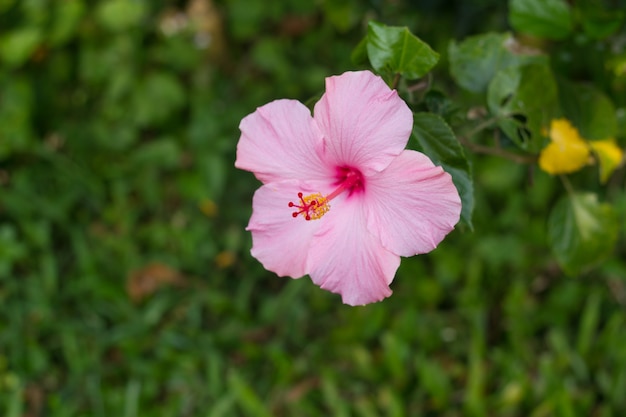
539 118 591 175
589 139 624 183
215 251 236 269
199 198 218 217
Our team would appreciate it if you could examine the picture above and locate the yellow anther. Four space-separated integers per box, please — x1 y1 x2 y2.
303 193 330 220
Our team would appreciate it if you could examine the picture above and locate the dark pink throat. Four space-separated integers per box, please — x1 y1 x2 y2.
328 166 365 199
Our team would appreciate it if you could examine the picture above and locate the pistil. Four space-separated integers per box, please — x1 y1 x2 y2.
288 192 329 220
288 168 364 221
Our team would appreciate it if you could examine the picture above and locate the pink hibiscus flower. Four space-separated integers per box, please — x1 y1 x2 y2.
235 70 461 306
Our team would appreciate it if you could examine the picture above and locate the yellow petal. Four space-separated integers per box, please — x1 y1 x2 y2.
589 139 624 183
539 142 590 174
549 118 583 145
538 118 591 175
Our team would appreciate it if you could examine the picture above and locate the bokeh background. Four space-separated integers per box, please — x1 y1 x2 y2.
1 0 625 415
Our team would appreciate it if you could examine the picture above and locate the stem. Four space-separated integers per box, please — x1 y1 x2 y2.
458 116 538 164
464 117 499 139
406 79 429 93
391 73 401 90
559 175 575 196
457 134 538 164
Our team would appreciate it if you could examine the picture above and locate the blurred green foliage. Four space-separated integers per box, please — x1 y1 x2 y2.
0 0 625 416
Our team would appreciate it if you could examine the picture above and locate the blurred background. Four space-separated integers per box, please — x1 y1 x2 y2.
1 0 625 415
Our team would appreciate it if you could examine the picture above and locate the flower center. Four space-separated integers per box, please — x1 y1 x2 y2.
288 167 364 221
288 192 329 220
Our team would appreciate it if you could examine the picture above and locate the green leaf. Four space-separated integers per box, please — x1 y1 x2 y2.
96 0 146 32
0 0 16 13
0 27 42 68
0 225 28 277
132 72 186 127
423 90 458 120
226 0 273 41
448 32 542 93
416 354 451 407
366 21 439 80
0 75 34 158
558 80 617 140
350 36 368 66
412 113 474 230
548 193 619 276
509 0 573 40
487 62 559 151
577 0 625 39
576 288 601 357
131 138 181 169
50 0 85 46
19 0 47 25
228 371 273 417
251 38 290 76
323 0 360 33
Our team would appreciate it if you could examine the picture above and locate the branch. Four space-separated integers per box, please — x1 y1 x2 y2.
458 134 538 164
457 116 538 164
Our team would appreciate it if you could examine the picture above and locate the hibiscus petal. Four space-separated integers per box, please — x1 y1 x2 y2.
313 71 413 174
365 150 461 257
247 180 327 278
308 197 400 306
236 99 330 184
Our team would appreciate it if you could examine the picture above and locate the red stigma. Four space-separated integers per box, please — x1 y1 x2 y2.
288 192 329 221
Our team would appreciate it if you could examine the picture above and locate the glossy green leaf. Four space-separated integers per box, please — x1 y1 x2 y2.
509 0 573 40
558 80 617 140
487 62 559 151
548 193 619 276
448 32 542 93
366 21 439 80
412 113 474 229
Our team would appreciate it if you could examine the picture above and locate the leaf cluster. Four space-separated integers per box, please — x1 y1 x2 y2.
0 0 625 416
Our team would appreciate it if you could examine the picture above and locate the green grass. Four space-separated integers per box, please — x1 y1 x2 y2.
1 0 626 415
